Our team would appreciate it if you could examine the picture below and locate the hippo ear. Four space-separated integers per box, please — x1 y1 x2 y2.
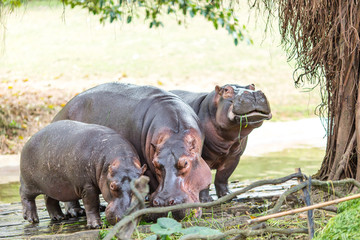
215 85 223 96
109 159 121 177
246 84 255 90
185 133 200 153
214 85 223 106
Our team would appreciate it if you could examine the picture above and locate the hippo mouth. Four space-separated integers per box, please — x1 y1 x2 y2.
233 111 272 124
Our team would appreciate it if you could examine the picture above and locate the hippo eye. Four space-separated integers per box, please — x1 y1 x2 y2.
178 158 190 170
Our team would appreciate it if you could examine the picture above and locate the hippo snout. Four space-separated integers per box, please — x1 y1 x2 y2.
232 90 271 117
105 197 130 225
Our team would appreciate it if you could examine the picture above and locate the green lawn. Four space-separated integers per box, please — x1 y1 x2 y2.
0 0 321 121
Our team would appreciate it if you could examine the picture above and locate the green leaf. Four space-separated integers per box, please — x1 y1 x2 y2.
151 223 176 236
234 38 238 46
126 15 132 23
180 226 222 236
157 217 182 230
143 234 157 240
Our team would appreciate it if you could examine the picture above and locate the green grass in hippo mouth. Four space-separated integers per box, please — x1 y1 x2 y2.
238 114 248 141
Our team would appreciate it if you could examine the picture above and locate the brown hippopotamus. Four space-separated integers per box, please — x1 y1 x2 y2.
20 120 146 228
171 84 271 201
53 83 212 219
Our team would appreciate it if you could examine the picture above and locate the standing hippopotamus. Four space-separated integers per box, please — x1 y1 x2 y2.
171 84 272 201
53 83 212 219
20 120 146 228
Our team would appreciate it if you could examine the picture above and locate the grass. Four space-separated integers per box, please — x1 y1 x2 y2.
314 199 360 240
0 182 20 203
0 0 321 121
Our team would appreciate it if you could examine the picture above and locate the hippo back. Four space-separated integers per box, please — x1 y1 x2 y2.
169 90 208 114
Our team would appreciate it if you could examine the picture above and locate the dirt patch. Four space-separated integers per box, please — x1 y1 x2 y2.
0 79 76 154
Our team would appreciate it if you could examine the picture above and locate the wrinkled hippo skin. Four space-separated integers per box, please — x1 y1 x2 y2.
171 84 271 201
20 120 145 228
53 83 212 219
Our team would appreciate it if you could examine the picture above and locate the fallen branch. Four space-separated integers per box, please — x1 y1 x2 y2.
179 227 308 240
248 193 360 224
267 181 307 214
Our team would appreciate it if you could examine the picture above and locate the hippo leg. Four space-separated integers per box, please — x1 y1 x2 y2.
65 200 106 218
82 190 102 229
64 201 85 218
199 189 213 202
214 155 240 198
44 195 66 221
20 183 40 223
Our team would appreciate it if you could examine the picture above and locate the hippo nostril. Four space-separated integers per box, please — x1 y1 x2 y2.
169 199 175 205
153 199 159 206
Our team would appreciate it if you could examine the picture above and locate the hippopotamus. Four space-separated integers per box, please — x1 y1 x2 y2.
52 83 212 219
171 84 271 201
20 120 146 228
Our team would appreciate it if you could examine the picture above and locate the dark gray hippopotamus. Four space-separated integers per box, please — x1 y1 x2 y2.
20 120 146 228
53 83 212 219
171 84 271 201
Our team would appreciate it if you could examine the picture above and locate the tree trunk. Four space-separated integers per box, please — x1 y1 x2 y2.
317 49 360 180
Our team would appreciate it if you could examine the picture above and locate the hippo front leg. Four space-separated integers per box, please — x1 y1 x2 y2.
214 155 241 198
82 188 102 229
199 189 213 202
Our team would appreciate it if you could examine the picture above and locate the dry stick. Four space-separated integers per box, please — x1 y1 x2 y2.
248 193 360 224
296 168 314 239
180 227 308 240
115 176 150 240
104 172 303 240
268 181 308 214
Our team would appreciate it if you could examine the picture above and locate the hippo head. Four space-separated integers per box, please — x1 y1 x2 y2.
102 158 146 225
149 129 212 219
214 84 272 137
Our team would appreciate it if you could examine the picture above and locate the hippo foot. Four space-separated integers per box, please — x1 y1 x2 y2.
23 210 39 223
199 189 213 203
200 194 214 203
86 220 102 229
49 212 66 222
65 207 86 218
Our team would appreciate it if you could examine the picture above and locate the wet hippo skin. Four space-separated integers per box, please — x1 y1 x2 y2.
53 83 212 219
20 120 146 228
171 84 272 201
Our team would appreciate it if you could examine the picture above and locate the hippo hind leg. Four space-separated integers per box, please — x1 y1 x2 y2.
44 195 66 221
20 184 40 223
